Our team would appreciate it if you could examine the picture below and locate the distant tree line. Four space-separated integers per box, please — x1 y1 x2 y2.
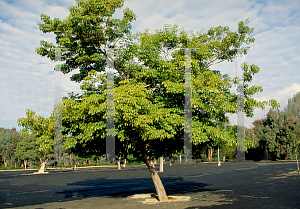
0 127 113 169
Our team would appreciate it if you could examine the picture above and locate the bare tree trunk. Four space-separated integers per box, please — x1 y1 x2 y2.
123 159 126 168
65 155 69 166
38 162 46 173
159 157 164 172
295 149 299 172
143 153 168 202
170 157 173 166
117 156 121 169
4 156 7 167
208 148 213 162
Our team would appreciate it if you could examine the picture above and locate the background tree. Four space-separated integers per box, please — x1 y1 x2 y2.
282 92 300 171
34 0 280 202
6 128 22 168
15 135 42 169
0 128 22 167
284 92 300 121
17 109 54 165
245 127 259 148
253 109 296 161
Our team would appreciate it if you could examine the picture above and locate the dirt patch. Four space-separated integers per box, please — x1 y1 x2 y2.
127 193 191 204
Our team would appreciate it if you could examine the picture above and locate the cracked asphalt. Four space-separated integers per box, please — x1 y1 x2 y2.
0 162 299 209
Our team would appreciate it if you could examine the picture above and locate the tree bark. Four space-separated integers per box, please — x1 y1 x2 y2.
159 157 164 172
170 157 173 166
295 149 299 172
123 159 126 168
38 162 46 173
208 148 213 162
117 156 121 169
143 153 168 202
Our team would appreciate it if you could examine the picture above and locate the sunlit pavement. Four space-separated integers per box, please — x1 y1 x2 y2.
0 162 299 209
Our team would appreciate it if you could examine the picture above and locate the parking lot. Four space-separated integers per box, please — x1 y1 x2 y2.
0 162 299 209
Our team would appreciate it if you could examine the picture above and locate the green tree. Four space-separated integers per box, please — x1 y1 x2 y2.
284 92 300 121
253 109 296 161
34 0 280 202
283 92 300 171
0 130 11 167
0 128 21 167
245 127 259 148
7 128 22 168
15 135 40 168
17 109 54 165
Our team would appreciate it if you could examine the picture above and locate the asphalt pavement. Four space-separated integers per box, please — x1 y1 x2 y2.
0 162 299 209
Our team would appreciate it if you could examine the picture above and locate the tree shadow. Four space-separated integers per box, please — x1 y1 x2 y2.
56 176 216 200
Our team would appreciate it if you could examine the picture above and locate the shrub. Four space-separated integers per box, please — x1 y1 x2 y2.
99 162 116 165
57 164 65 168
127 161 144 165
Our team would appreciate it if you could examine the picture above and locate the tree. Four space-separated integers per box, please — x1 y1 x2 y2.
17 109 54 165
253 109 297 161
34 0 280 202
0 128 22 167
0 129 12 167
15 135 41 169
283 92 300 171
284 92 300 121
6 128 22 168
245 127 259 148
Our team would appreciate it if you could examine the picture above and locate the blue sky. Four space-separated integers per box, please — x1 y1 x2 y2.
0 0 299 131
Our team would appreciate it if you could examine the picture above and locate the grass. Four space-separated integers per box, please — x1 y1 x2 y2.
126 161 144 165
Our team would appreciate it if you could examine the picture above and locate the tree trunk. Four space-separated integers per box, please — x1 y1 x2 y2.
123 159 126 168
38 162 46 173
208 148 213 162
153 158 157 164
117 156 121 169
4 156 7 167
25 160 27 169
143 153 168 202
170 157 173 166
295 149 299 172
160 157 164 172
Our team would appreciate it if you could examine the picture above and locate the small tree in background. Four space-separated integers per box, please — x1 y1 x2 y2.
253 109 297 161
17 109 54 167
15 135 41 169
